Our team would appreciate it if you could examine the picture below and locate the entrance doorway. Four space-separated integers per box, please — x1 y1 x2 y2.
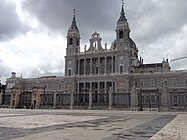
20 91 32 108
33 100 36 108
12 100 15 107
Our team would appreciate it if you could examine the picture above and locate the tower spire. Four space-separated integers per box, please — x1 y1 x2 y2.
71 9 78 30
118 0 127 22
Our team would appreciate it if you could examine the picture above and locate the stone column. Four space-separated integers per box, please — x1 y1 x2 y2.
15 91 20 108
161 80 169 110
84 58 86 76
70 91 74 109
32 80 44 109
77 83 79 94
115 55 118 73
108 87 112 109
88 89 92 109
104 82 107 102
111 56 114 74
97 82 100 103
90 58 92 76
36 90 42 109
130 82 138 111
105 57 107 75
11 85 22 108
53 92 57 108
78 59 80 76
83 83 85 103
98 57 100 75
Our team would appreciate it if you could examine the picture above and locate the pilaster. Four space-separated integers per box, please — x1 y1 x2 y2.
88 89 92 109
108 87 112 109
130 82 138 110
70 91 74 109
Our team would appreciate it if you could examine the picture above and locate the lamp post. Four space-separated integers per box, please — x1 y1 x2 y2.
157 88 160 112
139 88 143 111
81 86 88 104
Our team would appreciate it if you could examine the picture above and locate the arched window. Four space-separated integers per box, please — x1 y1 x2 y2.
69 38 73 45
68 68 72 76
77 39 79 45
119 65 123 74
94 41 98 50
119 30 123 39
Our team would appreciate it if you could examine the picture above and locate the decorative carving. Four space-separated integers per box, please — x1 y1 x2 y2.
119 56 123 61
117 81 125 88
68 60 72 65
13 93 15 99
66 83 73 91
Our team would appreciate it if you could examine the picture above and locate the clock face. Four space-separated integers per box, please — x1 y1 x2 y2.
68 60 72 65
119 56 123 61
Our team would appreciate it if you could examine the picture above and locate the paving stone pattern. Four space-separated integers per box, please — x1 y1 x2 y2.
0 109 178 140
103 115 176 140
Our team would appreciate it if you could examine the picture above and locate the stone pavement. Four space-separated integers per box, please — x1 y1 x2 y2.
150 114 187 140
0 109 186 140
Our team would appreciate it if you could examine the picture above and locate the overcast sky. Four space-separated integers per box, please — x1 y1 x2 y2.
0 0 187 83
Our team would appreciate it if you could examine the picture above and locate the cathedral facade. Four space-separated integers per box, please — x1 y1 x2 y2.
1 4 187 110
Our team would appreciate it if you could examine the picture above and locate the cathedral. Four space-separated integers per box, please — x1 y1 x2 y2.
1 4 187 111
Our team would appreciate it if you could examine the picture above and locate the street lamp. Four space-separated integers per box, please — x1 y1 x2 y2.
139 88 143 111
81 86 89 104
157 88 160 112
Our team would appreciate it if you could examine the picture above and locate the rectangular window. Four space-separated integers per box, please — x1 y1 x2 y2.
44 96 48 103
145 96 149 104
96 67 98 74
51 96 54 103
173 96 178 104
172 79 177 86
150 79 155 87
141 96 145 104
185 96 187 104
58 96 61 103
120 65 123 74
140 80 144 87
59 83 62 89
151 96 156 104
45 84 48 89
184 80 187 85
161 79 164 86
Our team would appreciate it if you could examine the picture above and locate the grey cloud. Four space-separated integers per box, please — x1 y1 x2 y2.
21 0 187 47
21 0 120 44
0 0 29 40
129 0 187 46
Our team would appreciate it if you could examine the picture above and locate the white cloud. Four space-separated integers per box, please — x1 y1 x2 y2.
0 30 66 78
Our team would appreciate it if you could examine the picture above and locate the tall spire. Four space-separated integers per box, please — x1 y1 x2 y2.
118 0 127 22
70 9 78 30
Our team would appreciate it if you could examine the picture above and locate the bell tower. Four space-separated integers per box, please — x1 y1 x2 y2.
65 9 80 76
114 2 131 74
66 9 80 55
115 1 130 51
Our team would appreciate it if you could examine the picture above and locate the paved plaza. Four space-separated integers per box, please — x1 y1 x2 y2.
0 109 186 140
